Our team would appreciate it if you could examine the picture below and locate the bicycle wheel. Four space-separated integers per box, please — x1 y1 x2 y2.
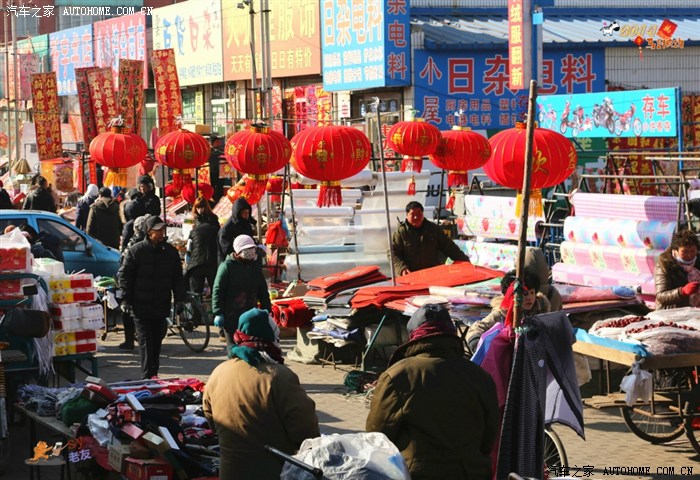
177 295 210 353
619 369 686 443
544 427 567 471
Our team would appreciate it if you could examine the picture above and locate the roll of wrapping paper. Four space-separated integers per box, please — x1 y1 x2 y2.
454 240 518 272
279 304 314 328
463 194 547 220
457 215 541 242
689 179 700 190
571 192 680 221
563 216 675 249
552 263 656 295
559 241 663 275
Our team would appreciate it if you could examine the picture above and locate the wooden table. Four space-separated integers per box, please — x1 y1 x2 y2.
15 404 74 480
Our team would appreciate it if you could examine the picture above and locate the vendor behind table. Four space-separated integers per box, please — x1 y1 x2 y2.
654 228 700 309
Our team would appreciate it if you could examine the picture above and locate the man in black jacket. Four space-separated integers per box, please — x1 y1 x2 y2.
22 176 56 213
118 216 185 379
217 197 256 263
133 175 161 218
0 180 13 209
391 201 470 276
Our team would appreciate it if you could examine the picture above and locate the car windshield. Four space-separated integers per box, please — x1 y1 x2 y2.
36 218 86 252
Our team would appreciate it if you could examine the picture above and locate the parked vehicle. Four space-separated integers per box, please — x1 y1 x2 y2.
0 210 120 278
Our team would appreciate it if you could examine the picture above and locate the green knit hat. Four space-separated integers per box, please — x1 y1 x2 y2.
236 308 274 341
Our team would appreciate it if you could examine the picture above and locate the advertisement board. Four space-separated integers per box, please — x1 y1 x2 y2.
49 24 94 96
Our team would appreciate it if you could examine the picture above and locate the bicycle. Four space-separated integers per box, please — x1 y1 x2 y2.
167 291 211 353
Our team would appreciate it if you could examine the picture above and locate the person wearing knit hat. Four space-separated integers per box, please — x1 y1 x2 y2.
134 174 161 217
366 303 499 480
212 234 271 351
0 180 12 210
203 307 319 480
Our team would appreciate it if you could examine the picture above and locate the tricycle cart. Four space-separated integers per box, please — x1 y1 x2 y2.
573 340 700 453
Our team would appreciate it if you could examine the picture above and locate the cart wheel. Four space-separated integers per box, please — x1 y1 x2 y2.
544 427 567 471
682 385 700 454
620 369 687 443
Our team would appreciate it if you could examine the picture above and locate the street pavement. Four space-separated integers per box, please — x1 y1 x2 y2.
7 328 700 479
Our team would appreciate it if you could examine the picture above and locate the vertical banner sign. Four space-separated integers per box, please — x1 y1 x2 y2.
222 0 321 81
507 0 530 91
93 14 148 89
321 0 411 91
75 66 99 145
49 25 94 96
87 68 118 134
151 0 224 87
118 59 145 135
8 54 40 100
151 49 183 136
30 72 63 160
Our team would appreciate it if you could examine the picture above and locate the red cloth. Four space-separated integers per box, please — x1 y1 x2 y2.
271 297 313 328
397 263 503 287
351 284 431 309
308 265 387 292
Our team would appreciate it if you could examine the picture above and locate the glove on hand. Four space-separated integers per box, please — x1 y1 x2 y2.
214 315 224 327
681 282 700 296
175 301 186 314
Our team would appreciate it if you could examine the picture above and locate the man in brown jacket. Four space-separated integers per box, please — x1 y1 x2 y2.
366 304 499 480
203 308 319 479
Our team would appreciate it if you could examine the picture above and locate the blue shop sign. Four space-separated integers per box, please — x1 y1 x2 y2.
49 24 94 96
538 87 678 138
322 0 411 91
413 48 605 130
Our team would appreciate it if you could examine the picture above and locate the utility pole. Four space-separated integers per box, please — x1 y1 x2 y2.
11 4 19 168
3 2 11 178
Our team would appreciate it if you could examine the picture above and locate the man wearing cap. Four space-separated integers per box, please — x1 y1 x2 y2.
203 307 319 479
212 234 272 351
86 187 122 249
133 175 161 218
366 303 498 480
391 201 470 276
118 216 185 378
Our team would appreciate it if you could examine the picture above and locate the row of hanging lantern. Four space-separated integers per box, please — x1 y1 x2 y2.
88 112 576 212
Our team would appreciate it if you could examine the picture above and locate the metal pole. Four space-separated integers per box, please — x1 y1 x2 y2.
3 6 10 179
262 0 273 126
248 0 258 123
372 97 397 285
286 164 302 282
513 80 538 327
11 10 19 170
258 0 267 121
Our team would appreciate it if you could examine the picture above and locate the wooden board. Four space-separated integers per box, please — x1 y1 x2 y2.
574 340 700 370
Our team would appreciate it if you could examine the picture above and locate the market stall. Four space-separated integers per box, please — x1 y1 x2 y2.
573 307 700 454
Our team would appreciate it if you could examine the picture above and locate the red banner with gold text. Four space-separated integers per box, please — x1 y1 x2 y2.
88 68 118 134
151 49 182 137
30 72 63 160
118 59 144 135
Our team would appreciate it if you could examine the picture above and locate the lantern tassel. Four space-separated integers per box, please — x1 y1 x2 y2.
104 168 127 188
317 181 342 207
445 189 456 210
447 171 469 188
242 174 269 205
401 155 423 173
407 175 416 195
515 189 544 217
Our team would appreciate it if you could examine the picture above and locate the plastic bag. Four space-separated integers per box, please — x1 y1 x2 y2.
619 362 652 406
280 432 411 480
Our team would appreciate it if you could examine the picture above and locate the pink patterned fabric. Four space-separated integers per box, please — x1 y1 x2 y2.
559 241 662 276
571 192 680 222
552 263 656 294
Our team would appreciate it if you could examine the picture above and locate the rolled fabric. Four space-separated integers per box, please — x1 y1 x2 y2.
559 241 662 276
571 192 680 222
552 263 655 295
563 216 675 249
279 304 314 328
457 215 541 242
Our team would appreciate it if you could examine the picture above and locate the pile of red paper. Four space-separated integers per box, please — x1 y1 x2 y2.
397 262 503 287
350 284 431 309
271 297 315 328
304 265 388 299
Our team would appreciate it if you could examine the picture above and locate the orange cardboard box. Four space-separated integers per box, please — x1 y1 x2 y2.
125 457 173 480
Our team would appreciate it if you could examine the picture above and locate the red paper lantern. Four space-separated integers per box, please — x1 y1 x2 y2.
430 126 492 187
154 128 212 200
386 118 441 173
224 125 291 204
291 125 371 207
484 122 577 214
89 126 148 187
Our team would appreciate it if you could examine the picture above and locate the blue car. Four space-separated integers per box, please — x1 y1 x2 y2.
0 210 121 278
